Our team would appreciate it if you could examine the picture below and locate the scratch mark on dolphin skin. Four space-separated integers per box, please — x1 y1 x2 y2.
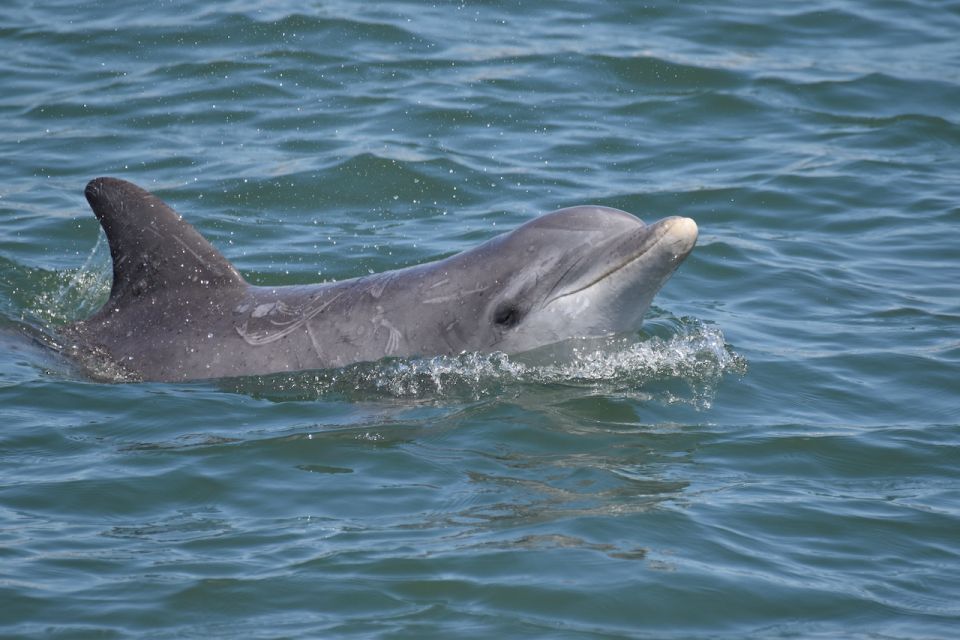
172 234 204 263
235 291 347 345
305 320 324 358
253 302 275 318
371 305 404 355
364 273 396 299
380 318 403 355
423 285 489 304
440 320 464 352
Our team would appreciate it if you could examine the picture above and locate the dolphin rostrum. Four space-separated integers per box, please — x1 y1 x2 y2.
63 177 698 381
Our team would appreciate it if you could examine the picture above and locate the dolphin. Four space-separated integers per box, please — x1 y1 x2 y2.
63 177 697 382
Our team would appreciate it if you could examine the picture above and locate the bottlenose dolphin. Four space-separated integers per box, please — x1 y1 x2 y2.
63 177 697 381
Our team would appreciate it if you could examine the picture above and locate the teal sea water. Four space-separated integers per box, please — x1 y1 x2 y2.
2 1 959 637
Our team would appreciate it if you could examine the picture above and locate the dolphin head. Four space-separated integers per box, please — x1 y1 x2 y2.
448 206 698 355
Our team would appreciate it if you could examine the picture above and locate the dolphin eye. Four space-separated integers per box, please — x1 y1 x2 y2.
493 304 522 328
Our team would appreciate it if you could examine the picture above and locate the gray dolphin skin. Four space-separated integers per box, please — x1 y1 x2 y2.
64 177 698 382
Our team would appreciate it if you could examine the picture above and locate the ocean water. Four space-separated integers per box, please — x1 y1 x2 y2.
2 0 959 637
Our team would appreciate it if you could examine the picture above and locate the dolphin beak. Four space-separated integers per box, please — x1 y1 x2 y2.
543 215 698 307
665 216 698 259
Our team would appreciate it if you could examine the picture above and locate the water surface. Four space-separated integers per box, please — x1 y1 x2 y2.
2 1 959 638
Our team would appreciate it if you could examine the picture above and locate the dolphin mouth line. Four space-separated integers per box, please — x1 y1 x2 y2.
544 217 694 306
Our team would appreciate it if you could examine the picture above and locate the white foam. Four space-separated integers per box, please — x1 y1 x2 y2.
249 319 746 408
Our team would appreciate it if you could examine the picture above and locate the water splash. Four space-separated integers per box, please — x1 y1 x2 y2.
230 319 746 408
23 233 111 329
55 233 113 321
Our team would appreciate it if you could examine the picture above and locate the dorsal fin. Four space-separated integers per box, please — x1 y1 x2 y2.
84 177 246 304
84 178 244 302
